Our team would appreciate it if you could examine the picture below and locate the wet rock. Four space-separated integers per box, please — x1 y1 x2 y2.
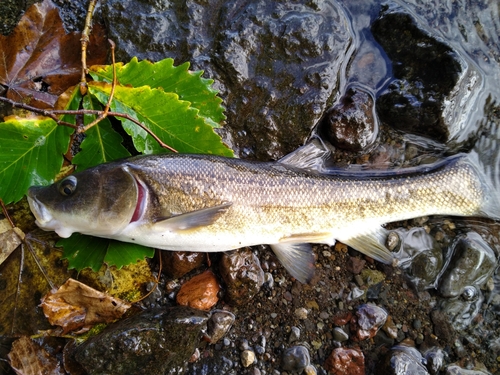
162 251 205 279
424 347 445 374
445 365 492 375
241 349 255 368
371 9 464 142
324 347 364 375
396 228 443 290
207 310 235 344
219 248 264 305
102 0 351 159
73 307 209 375
437 289 484 331
320 86 378 152
438 232 496 298
176 270 220 311
382 315 399 340
281 345 310 373
430 310 456 343
352 303 388 341
380 344 429 375
346 257 366 275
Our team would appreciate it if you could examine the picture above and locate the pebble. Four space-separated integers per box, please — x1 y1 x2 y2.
324 347 365 375
207 310 235 343
241 349 256 367
289 326 301 343
354 304 388 341
294 307 308 320
332 327 349 342
281 346 311 373
176 270 220 311
304 364 317 375
162 251 205 279
219 248 265 305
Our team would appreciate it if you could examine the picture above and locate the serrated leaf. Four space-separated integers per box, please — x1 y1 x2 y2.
58 233 154 272
104 241 155 269
0 116 72 204
89 57 225 128
72 94 131 170
58 234 107 272
88 81 233 156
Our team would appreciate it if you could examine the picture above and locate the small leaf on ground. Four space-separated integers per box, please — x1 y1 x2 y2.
0 0 107 108
0 116 72 204
90 57 225 128
72 94 131 170
8 336 65 375
40 278 131 333
0 224 24 266
58 233 154 272
89 81 233 156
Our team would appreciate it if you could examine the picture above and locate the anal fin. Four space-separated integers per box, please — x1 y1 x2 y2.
338 227 394 265
270 243 316 284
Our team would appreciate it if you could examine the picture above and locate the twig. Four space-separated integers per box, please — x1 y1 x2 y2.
78 39 117 133
0 198 15 229
80 0 98 95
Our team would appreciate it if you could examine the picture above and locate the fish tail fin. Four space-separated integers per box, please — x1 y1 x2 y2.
467 98 500 220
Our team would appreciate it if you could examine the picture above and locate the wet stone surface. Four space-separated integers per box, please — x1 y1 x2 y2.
219 248 265 305
73 307 209 375
102 0 351 160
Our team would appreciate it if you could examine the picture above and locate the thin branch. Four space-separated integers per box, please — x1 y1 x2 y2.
80 0 98 95
78 39 117 133
0 96 178 153
0 199 15 229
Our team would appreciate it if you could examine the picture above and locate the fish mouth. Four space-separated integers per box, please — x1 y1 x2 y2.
27 192 55 229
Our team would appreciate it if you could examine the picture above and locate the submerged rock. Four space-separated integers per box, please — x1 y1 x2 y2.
73 307 209 375
380 343 430 375
371 8 465 142
320 86 378 152
438 232 497 298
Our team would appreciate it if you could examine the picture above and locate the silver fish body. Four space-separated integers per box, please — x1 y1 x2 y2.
27 152 498 282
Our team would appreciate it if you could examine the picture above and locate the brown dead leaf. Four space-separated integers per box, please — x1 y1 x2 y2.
0 220 24 265
8 336 65 375
0 0 107 109
40 278 131 334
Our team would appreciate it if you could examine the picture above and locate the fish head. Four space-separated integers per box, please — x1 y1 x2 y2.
27 164 140 238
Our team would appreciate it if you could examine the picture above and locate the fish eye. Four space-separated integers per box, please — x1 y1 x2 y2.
59 176 77 196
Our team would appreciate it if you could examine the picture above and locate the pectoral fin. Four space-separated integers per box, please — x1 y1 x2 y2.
154 202 232 232
339 227 394 265
270 243 316 284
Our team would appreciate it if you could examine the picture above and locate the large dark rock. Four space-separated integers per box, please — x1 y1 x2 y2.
371 8 464 142
73 306 209 375
102 0 352 160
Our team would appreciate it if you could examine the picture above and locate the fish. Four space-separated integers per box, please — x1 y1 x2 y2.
27 141 500 283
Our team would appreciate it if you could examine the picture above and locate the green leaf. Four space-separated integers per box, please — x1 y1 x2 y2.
104 241 155 269
58 234 107 272
89 57 225 128
72 94 131 170
88 81 233 156
58 233 154 272
0 116 72 204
